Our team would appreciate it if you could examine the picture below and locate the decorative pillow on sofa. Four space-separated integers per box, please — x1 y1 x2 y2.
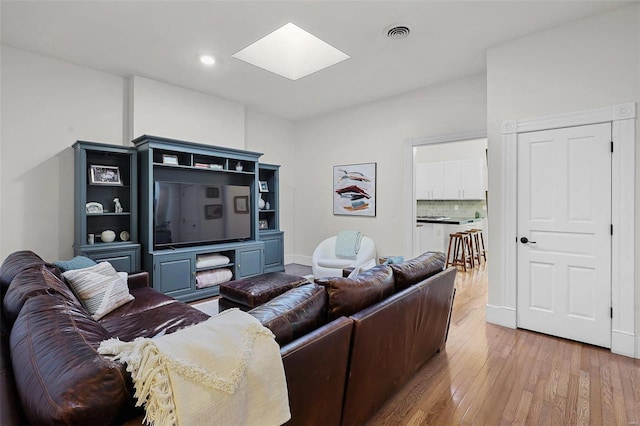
390 251 446 291
315 265 394 321
63 262 134 320
53 255 97 273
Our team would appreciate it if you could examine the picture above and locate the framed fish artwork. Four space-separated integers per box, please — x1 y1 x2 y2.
333 162 376 217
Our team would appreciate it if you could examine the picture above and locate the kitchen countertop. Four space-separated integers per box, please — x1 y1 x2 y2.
416 216 483 225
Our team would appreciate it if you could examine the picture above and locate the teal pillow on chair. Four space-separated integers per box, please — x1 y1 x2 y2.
54 256 97 272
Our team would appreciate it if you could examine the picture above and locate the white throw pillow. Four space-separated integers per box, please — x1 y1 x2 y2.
63 262 134 320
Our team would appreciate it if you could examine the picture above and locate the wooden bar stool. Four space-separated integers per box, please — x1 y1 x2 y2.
468 228 487 264
460 231 475 268
446 232 474 272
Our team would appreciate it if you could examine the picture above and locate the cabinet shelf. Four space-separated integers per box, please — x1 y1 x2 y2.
74 140 140 272
196 262 235 272
87 212 131 216
153 162 256 175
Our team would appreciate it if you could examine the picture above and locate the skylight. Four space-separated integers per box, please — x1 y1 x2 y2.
231 22 350 81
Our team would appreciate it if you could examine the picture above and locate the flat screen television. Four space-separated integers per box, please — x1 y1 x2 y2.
154 181 251 248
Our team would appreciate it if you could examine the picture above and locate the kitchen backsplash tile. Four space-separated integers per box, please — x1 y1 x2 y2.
417 199 487 218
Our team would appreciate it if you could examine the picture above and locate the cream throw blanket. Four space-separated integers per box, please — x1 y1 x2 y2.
98 309 290 426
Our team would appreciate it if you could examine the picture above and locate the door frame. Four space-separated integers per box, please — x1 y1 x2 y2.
494 102 636 358
402 130 487 259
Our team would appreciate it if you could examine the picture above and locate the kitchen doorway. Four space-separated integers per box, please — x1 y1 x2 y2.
402 131 487 260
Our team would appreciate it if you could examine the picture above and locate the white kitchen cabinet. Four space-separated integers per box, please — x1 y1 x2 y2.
442 161 461 199
416 159 485 200
459 159 485 199
416 162 444 199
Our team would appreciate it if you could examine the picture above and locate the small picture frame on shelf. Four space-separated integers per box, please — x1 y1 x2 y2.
259 181 269 192
89 165 122 185
234 196 249 213
162 154 179 165
259 219 269 230
85 202 103 214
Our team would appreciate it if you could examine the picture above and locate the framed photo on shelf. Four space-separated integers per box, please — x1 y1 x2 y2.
259 181 269 192
234 196 249 213
162 154 179 165
259 219 269 230
89 165 122 185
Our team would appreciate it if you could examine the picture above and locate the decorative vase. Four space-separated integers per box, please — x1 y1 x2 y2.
235 162 243 171
258 195 266 210
265 201 270 210
101 230 116 243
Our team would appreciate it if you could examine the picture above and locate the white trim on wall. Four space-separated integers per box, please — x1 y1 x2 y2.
403 130 487 259
496 102 637 359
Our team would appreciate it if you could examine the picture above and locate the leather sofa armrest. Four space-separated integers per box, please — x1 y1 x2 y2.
280 317 354 426
342 267 355 277
127 271 149 290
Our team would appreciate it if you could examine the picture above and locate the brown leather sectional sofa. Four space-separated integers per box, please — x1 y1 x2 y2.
1 250 455 426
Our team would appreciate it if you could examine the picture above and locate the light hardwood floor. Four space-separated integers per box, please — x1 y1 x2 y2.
367 262 640 425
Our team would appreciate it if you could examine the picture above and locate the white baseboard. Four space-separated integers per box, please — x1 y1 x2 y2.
286 254 312 267
611 329 638 359
485 304 516 328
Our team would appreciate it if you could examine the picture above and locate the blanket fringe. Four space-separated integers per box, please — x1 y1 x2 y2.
98 322 275 425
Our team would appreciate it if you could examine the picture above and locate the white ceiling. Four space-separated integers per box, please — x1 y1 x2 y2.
1 1 633 121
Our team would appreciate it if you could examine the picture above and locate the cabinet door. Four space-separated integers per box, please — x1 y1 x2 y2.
237 246 264 279
442 161 461 199
154 253 194 297
460 159 485 199
415 163 429 199
263 233 284 273
426 162 444 199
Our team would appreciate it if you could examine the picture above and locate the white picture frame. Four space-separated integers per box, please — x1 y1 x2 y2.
333 162 376 217
89 165 122 185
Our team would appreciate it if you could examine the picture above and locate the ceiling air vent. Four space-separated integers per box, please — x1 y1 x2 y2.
386 25 411 40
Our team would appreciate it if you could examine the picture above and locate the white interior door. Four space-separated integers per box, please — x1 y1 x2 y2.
517 123 612 348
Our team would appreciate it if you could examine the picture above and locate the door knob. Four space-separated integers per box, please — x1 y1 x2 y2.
520 237 536 244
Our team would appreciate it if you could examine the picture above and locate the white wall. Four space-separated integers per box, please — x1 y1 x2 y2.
0 47 296 264
130 76 245 148
0 46 125 261
244 109 296 262
293 74 487 263
414 138 487 163
486 5 640 352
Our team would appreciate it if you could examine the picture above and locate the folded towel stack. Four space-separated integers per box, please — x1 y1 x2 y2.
196 269 233 289
196 253 230 268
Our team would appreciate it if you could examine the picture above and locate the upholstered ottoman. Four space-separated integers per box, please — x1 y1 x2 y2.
218 272 309 312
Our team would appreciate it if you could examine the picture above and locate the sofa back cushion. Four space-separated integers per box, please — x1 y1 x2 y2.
3 265 80 325
0 251 46 301
315 265 395 321
249 283 327 346
390 251 446 291
10 294 133 425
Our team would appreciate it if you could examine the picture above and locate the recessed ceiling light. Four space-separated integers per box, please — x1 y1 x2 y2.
231 22 350 81
200 55 216 66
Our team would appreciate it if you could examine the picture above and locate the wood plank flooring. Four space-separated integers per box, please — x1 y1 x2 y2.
367 262 640 425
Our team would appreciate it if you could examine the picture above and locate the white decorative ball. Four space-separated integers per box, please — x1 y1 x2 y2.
101 230 116 243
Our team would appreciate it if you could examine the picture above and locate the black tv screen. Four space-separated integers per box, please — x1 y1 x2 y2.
154 181 251 248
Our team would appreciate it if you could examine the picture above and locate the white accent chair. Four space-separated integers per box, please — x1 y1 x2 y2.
311 236 377 279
